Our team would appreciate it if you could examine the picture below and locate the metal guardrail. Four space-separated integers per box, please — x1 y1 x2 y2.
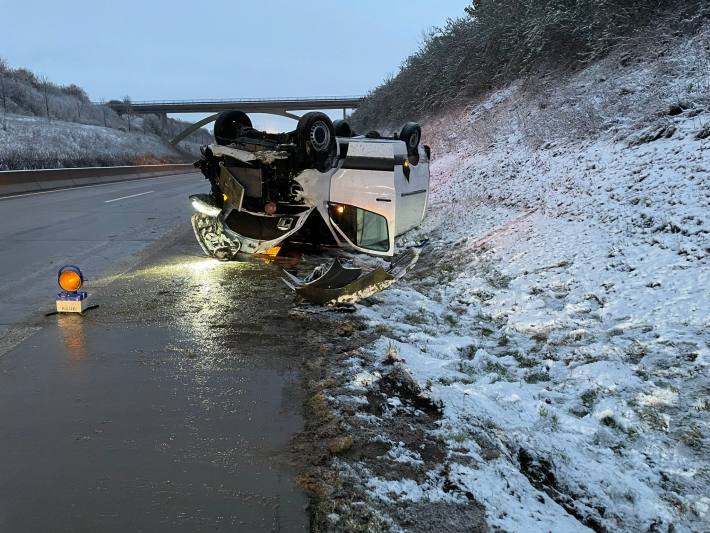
0 164 198 197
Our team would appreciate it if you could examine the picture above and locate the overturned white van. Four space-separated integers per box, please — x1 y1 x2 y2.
189 111 430 260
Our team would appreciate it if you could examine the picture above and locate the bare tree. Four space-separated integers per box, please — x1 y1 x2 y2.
39 75 52 122
123 96 132 132
98 99 109 127
0 59 7 132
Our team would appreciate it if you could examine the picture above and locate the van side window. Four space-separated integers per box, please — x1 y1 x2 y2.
329 204 389 252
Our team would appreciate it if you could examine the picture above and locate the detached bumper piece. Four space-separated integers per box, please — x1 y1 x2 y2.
282 248 420 305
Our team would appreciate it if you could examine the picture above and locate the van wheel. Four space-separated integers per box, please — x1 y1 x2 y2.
399 122 421 156
333 119 353 137
214 110 252 145
298 112 335 155
297 112 336 170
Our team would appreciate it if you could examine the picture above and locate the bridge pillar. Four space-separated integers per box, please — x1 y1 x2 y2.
159 112 168 134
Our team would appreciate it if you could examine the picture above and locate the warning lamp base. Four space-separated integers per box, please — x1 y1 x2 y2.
56 291 89 314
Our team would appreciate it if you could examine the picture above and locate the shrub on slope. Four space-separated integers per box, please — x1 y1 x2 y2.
351 0 709 130
0 59 209 144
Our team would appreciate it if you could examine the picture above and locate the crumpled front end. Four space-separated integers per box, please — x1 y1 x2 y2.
189 111 339 258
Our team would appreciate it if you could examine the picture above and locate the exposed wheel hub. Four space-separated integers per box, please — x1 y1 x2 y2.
309 121 331 152
409 130 420 149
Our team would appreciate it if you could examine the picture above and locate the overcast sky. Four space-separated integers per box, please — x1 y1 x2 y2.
2 0 470 129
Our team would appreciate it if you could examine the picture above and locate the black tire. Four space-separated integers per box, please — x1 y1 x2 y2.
214 110 252 145
297 112 336 157
333 119 353 137
399 122 421 156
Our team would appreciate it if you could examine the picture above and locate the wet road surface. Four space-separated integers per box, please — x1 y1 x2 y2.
0 177 309 532
0 172 202 326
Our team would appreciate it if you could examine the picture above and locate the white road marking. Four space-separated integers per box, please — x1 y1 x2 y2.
0 173 196 201
104 190 155 203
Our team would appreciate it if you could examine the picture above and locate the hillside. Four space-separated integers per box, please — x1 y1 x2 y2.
0 61 208 169
301 6 710 533
350 0 708 132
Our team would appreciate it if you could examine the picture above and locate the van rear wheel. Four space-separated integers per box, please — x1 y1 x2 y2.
399 122 421 156
214 110 252 145
333 119 353 137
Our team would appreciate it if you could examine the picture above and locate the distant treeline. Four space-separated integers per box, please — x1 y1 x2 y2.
351 0 709 129
0 59 210 143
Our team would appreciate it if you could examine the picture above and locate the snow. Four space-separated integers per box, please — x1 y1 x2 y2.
0 113 200 169
335 32 709 533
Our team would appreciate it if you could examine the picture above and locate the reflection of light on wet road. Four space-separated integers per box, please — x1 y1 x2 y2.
144 256 256 369
131 257 249 279
114 254 288 374
57 314 87 362
187 258 221 272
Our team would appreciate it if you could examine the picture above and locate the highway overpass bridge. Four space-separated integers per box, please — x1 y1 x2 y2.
104 96 366 145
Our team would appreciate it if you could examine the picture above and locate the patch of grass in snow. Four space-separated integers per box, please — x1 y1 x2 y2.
512 352 538 368
404 309 428 325
484 268 512 289
692 397 710 412
637 405 670 432
457 360 475 375
599 413 621 430
551 329 591 346
436 266 457 285
444 314 459 327
438 375 472 386
483 361 510 379
538 405 560 431
529 285 545 295
570 389 599 417
525 370 550 383
581 389 598 409
457 345 477 360
449 431 470 443
678 426 704 451
624 340 649 363
479 327 495 337
530 330 550 343
373 324 393 337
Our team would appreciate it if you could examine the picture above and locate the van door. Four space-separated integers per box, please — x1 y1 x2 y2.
394 145 430 236
329 141 396 256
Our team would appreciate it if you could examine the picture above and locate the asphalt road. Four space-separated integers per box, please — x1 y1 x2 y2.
0 173 203 326
0 174 308 532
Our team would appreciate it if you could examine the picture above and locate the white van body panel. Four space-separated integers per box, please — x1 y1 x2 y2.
393 149 430 235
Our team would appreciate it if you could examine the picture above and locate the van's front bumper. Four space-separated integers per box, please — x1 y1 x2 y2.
190 196 314 256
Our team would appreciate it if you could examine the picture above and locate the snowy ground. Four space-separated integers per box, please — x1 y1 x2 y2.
0 113 200 169
307 30 709 533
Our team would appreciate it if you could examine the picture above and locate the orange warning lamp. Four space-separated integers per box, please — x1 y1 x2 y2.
58 266 84 292
58 267 83 292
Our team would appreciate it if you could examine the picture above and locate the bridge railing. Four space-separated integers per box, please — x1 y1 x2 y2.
96 95 365 107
